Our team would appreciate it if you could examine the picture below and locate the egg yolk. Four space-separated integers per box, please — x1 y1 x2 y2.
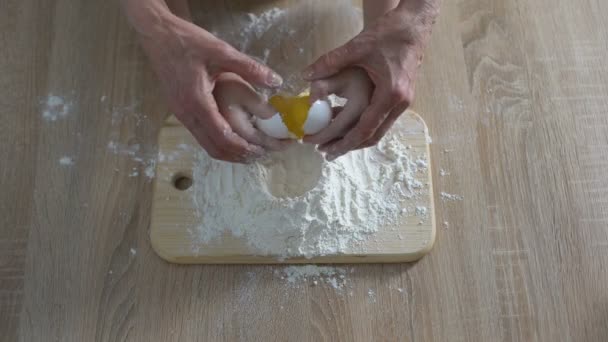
269 94 311 139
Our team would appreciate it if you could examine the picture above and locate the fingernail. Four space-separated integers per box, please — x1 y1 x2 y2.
268 73 283 87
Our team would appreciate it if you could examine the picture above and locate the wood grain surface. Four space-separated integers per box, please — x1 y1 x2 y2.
1 0 607 341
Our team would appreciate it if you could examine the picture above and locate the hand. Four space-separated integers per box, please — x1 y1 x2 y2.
132 8 283 163
303 68 374 150
214 73 292 152
303 2 439 160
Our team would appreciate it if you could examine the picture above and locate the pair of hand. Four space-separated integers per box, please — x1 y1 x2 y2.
138 3 437 162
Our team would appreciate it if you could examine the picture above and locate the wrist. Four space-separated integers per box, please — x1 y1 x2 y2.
392 0 439 48
121 0 184 50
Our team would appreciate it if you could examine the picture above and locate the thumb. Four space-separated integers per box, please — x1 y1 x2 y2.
302 39 361 81
220 47 283 89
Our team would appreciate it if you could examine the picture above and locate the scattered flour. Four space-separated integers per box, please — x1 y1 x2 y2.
440 192 464 201
107 141 156 180
41 94 73 121
439 168 450 176
415 158 428 169
415 206 428 217
58 156 74 166
279 265 348 289
144 160 156 179
240 9 285 47
190 120 428 259
367 289 377 303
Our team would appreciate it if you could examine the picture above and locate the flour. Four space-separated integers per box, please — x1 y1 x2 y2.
279 265 348 289
58 156 74 166
41 94 73 121
440 192 464 201
190 119 427 259
415 206 428 217
367 289 377 303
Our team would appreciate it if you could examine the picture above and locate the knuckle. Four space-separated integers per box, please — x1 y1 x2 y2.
312 80 330 96
206 148 223 160
389 86 409 103
389 79 414 103
355 126 376 141
243 60 264 75
214 42 234 57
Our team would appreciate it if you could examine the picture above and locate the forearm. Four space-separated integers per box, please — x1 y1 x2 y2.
120 0 196 61
121 0 174 38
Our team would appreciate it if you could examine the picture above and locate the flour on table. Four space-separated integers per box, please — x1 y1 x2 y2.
440 192 464 201
41 94 73 122
278 265 348 289
58 156 74 166
190 119 428 259
367 289 377 303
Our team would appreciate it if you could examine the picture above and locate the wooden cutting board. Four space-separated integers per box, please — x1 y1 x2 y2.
150 110 436 264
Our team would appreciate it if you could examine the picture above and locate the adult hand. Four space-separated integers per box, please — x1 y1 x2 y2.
214 73 292 152
303 68 373 149
303 1 439 160
124 1 283 163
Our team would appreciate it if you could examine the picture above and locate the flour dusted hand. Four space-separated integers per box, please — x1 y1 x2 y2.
303 0 440 160
120 0 284 163
214 73 292 152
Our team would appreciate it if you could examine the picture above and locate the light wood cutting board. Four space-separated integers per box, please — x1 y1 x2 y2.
150 110 436 264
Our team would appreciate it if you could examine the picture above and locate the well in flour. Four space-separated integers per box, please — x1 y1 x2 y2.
189 118 428 259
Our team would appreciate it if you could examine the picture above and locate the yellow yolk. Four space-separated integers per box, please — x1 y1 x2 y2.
269 95 311 139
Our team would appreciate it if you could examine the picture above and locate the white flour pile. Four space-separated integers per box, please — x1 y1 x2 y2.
190 120 427 259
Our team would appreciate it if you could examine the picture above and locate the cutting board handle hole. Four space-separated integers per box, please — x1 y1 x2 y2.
172 173 193 191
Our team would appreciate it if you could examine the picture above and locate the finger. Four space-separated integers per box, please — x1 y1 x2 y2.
196 91 265 162
356 102 408 150
309 73 350 102
219 46 283 88
214 72 277 120
302 39 364 81
226 105 290 151
303 102 363 145
324 91 394 160
182 115 230 162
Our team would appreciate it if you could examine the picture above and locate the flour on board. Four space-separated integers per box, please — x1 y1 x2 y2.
190 118 430 259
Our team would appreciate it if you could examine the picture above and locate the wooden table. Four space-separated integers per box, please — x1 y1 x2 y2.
1 0 607 341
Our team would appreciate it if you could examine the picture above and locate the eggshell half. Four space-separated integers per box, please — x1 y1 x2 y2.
255 113 290 139
303 100 332 135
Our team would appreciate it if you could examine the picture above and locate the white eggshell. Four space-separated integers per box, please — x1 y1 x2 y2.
303 100 332 135
255 113 290 139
